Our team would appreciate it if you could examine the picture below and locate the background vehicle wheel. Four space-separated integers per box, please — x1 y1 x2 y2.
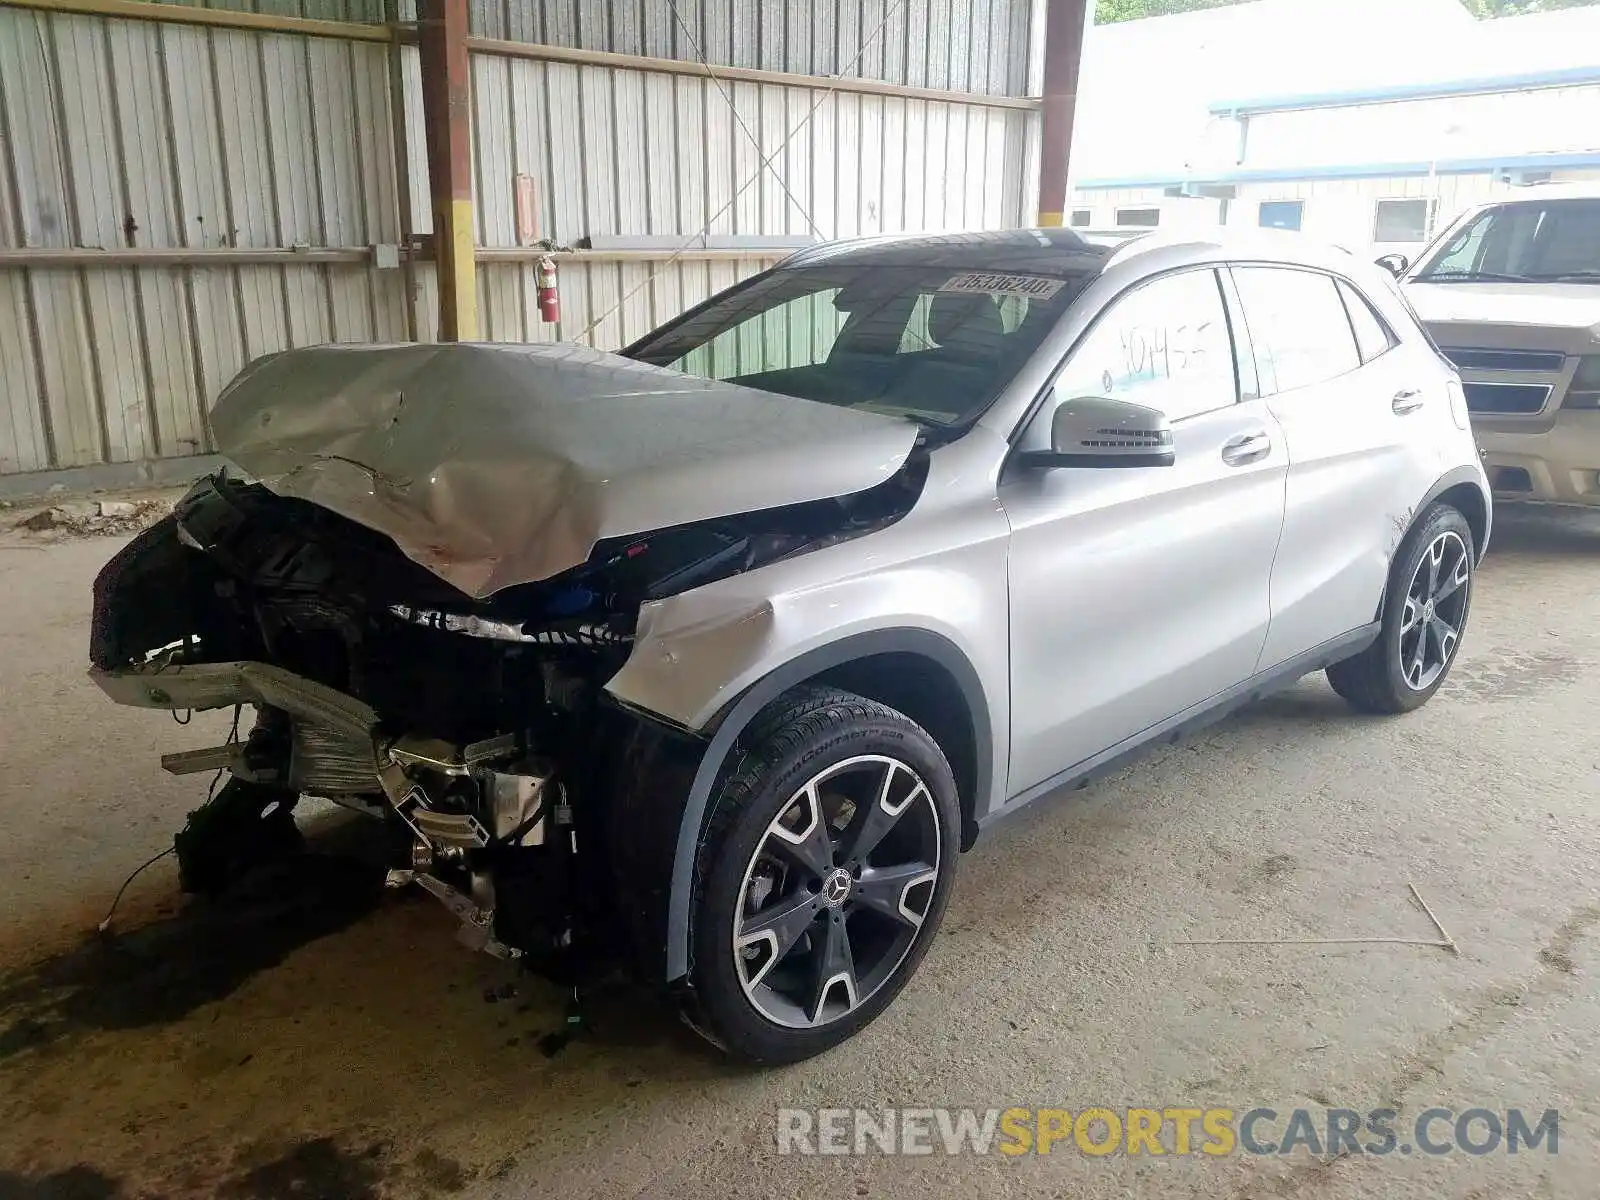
686 686 960 1064
1327 502 1475 715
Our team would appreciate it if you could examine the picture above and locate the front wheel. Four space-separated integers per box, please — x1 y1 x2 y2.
686 687 960 1064
1327 502 1476 714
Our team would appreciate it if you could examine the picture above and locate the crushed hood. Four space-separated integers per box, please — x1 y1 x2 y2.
209 342 918 598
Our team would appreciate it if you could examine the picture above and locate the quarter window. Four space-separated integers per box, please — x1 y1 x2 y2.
1232 267 1362 395
1336 279 1397 364
1053 269 1238 422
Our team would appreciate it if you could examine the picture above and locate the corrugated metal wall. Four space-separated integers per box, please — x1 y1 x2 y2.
0 0 1038 481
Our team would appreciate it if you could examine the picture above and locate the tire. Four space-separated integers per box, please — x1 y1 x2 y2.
685 685 960 1064
1327 502 1476 715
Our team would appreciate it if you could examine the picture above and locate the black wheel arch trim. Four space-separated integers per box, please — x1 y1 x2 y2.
1415 464 1492 563
661 627 993 983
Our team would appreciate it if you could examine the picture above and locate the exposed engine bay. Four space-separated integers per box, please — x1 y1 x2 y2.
89 465 923 976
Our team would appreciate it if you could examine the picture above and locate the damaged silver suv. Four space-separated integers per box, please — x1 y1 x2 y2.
90 229 1490 1063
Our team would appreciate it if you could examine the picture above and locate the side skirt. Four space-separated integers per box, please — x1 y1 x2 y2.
976 623 1380 837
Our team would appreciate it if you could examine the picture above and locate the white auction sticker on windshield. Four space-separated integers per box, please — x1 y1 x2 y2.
938 272 1067 299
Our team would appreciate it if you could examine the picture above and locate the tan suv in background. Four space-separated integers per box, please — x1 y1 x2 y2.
1397 184 1600 504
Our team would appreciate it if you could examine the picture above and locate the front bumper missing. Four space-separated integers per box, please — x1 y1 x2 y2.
90 660 380 741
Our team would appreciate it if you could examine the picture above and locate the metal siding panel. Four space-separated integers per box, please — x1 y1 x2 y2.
468 0 503 40
785 0 812 75
283 266 330 347
905 0 929 88
352 41 399 243
369 266 409 341
812 0 836 76
484 262 520 341
784 88 812 236
881 96 906 230
401 46 430 238
580 66 617 237
188 267 243 435
808 86 835 239
327 265 374 342
758 86 785 233
29 271 101 466
309 38 362 245
644 74 677 233
833 92 860 237
902 98 925 230
236 265 288 358
473 53 514 245
730 0 757 69
612 1 644 56
618 260 652 344
928 0 951 90
413 261 439 341
858 94 882 234
730 82 760 234
0 272 49 472
944 103 970 227
642 0 673 58
139 267 206 457
509 58 550 242
263 35 320 244
838 0 865 79
613 69 648 235
673 75 707 235
968 0 993 93
0 12 72 249
54 15 122 247
162 27 226 248
982 107 1007 227
545 64 584 245
107 20 180 247
1004 0 1029 97
214 31 276 245
759 0 783 71
544 1 578 47
881 0 907 85
506 0 538 42
926 102 951 229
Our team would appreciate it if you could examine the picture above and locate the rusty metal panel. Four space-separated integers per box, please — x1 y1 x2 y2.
53 14 125 247
107 20 181 248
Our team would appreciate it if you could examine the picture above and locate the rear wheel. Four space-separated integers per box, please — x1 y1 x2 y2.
686 687 959 1064
1327 502 1475 714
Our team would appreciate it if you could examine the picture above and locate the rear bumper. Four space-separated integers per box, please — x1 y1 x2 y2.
1476 414 1600 505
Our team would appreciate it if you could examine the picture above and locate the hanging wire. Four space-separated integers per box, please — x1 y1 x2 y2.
579 0 911 344
96 704 244 936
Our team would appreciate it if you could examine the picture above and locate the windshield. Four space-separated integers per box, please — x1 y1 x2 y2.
625 263 1097 427
1415 197 1600 282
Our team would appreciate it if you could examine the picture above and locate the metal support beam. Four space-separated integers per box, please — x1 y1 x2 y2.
1036 0 1090 227
418 0 475 341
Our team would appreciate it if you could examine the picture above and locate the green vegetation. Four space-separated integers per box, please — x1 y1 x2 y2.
1095 0 1599 22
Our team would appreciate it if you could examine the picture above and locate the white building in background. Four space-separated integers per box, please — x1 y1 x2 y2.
1067 0 1600 256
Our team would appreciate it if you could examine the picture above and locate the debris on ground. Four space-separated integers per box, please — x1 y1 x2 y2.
13 497 174 539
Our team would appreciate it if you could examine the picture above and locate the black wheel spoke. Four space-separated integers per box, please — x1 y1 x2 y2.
840 761 915 864
853 861 937 928
807 913 858 1025
737 890 820 985
1398 531 1470 692
769 782 835 879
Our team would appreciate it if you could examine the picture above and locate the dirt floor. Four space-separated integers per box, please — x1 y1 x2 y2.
0 503 1596 1199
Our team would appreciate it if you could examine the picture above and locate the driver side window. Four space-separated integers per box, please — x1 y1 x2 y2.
1052 269 1239 422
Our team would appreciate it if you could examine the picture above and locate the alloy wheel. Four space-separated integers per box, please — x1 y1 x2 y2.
733 755 942 1029
1399 530 1470 691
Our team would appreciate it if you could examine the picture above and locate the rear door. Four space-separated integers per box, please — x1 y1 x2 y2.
1231 266 1446 668
1000 267 1288 797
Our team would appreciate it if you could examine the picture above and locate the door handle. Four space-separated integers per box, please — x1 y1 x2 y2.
1392 388 1425 414
1221 431 1272 466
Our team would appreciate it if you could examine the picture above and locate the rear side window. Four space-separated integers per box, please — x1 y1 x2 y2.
1231 267 1362 396
1336 279 1397 364
1053 268 1238 422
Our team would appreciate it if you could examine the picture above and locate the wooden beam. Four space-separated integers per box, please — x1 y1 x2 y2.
418 0 475 341
1 0 393 43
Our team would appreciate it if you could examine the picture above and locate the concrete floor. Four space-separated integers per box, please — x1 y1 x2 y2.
0 505 1597 1200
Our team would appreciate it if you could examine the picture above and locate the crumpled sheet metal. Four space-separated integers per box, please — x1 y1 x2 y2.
209 342 918 598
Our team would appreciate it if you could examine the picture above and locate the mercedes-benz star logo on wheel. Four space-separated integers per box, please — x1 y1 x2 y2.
822 868 852 908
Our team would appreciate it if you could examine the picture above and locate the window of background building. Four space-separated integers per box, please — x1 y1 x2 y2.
1373 198 1436 243
1070 209 1093 228
1258 200 1304 231
1115 207 1161 228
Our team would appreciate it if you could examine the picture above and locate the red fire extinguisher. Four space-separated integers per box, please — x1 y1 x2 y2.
536 254 560 324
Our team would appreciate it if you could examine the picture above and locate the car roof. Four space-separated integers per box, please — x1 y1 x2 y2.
778 228 1112 275
777 225 1369 280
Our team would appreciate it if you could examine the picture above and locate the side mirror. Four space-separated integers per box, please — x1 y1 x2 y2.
1020 395 1175 469
1376 253 1410 278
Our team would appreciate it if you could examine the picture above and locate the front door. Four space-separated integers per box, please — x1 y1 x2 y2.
1000 267 1288 798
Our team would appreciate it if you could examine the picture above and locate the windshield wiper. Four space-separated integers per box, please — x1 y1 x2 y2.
1416 270 1532 283
1519 270 1600 283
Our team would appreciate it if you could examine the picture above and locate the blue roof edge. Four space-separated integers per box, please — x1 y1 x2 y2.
1077 151 1600 190
1209 64 1600 116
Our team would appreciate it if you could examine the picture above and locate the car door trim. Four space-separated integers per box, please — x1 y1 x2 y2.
975 621 1380 836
